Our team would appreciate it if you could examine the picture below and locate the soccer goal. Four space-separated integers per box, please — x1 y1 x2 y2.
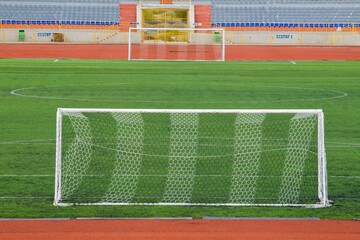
54 109 329 208
128 28 225 61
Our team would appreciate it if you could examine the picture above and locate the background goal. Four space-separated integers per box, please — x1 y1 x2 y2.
54 109 329 207
128 28 225 61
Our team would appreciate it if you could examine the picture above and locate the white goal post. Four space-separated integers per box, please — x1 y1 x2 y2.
128 28 226 61
54 108 329 208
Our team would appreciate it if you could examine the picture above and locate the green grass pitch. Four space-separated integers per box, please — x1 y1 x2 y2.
0 59 359 219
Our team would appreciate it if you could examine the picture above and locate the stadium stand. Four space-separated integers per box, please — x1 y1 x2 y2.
211 0 360 31
0 0 359 31
0 0 120 29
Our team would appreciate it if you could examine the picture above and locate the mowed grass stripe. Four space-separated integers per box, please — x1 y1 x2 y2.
0 59 359 218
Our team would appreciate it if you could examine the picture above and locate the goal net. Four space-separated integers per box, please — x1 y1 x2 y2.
128 28 225 61
54 109 329 207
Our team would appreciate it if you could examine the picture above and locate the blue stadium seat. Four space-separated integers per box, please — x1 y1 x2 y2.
0 0 359 30
0 0 120 26
210 0 360 30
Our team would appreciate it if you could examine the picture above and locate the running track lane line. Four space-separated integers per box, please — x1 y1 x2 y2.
1 44 360 60
0 219 359 240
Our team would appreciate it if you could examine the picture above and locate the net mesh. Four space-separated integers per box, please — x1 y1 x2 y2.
57 111 322 206
128 28 225 61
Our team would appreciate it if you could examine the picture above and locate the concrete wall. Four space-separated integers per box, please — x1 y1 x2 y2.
226 31 360 46
1 28 360 46
0 29 129 44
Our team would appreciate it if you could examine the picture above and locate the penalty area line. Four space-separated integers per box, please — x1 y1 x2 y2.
0 174 53 177
0 196 53 199
330 176 360 179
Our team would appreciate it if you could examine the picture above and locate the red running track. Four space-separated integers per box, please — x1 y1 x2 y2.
1 44 360 60
0 219 359 240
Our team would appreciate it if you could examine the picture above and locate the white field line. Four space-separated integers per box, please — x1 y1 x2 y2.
331 198 360 201
1 138 358 149
0 62 279 70
329 176 360 179
326 141 360 148
0 174 53 177
75 66 277 70
10 84 348 104
0 138 357 178
0 196 52 199
1 196 360 201
0 174 358 200
0 139 55 145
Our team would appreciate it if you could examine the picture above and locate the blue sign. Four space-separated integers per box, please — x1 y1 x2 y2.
37 33 52 37
276 34 293 39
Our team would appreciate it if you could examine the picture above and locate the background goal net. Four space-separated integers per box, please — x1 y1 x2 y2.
54 109 329 207
128 28 225 61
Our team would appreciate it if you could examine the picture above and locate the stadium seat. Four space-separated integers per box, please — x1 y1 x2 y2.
0 0 120 29
0 0 359 32
210 0 360 32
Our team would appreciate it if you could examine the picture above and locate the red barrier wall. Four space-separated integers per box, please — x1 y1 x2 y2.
160 0 173 4
194 5 212 28
120 4 137 32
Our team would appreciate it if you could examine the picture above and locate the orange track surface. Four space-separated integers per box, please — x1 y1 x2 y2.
1 44 360 60
0 219 359 240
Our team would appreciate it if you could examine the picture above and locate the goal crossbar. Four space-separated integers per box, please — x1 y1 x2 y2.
55 108 323 114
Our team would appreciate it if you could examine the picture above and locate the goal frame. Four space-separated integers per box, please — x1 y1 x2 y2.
128 28 226 61
54 108 329 208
